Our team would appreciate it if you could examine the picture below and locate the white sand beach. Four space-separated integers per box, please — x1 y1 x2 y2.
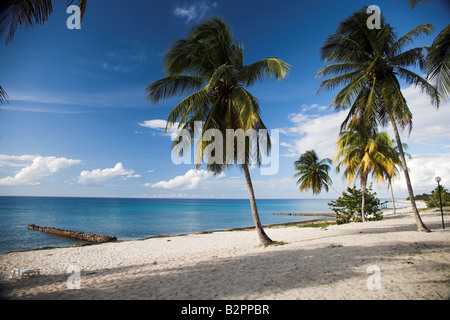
0 202 449 300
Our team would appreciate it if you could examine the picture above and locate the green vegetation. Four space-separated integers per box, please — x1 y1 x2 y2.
264 241 288 248
294 150 339 196
294 221 335 229
328 185 383 224
408 185 450 208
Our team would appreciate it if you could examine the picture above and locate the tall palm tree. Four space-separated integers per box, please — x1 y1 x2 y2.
317 8 440 231
146 17 290 245
335 122 398 222
293 150 339 197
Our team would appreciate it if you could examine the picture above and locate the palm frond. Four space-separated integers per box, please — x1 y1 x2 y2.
426 25 450 100
408 0 433 10
0 0 53 44
239 57 290 86
396 66 440 106
166 88 211 129
389 23 434 57
146 76 206 104
66 0 87 21
0 85 9 105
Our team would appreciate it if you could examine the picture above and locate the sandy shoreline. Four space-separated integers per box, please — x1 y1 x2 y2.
1 202 449 300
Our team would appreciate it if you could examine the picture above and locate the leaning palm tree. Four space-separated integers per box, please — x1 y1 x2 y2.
317 8 440 231
335 122 398 222
146 17 290 245
294 150 339 197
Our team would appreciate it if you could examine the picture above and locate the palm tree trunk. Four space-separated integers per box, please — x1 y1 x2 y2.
390 116 430 232
361 176 367 222
321 178 341 197
389 178 397 215
242 164 273 245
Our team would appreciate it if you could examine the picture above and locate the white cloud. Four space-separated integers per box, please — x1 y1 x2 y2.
394 85 450 146
280 84 450 160
174 1 218 23
149 169 225 190
280 109 347 159
139 119 179 131
391 153 450 194
78 163 140 185
139 119 181 139
0 155 81 186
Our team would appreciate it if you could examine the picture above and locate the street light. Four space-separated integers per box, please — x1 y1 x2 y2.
435 177 445 229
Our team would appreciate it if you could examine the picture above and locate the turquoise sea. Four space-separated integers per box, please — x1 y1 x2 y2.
0 196 339 254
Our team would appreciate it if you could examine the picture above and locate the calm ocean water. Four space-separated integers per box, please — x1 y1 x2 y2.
0 196 337 254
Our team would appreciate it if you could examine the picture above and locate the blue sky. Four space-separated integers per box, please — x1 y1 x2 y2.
0 0 449 199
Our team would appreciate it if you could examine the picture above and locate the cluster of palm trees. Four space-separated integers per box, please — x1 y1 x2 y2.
1 1 448 245
295 8 449 232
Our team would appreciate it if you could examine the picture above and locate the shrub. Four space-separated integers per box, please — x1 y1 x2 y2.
328 184 383 224
426 185 450 208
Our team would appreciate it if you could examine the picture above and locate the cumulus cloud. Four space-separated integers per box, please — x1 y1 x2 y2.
78 163 140 185
138 119 180 138
149 169 225 190
280 84 450 160
280 108 347 159
394 85 450 146
391 153 450 194
0 155 81 186
139 119 179 131
174 1 218 23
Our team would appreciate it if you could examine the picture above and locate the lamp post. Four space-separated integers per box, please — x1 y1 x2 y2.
435 177 445 229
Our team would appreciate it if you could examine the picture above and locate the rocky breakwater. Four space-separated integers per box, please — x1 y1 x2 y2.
27 224 117 243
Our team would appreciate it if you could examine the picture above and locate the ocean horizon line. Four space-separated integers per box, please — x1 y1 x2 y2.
0 195 340 201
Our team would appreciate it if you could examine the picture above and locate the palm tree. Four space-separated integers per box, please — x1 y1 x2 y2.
0 0 86 104
372 139 408 215
146 17 290 245
293 150 339 197
317 8 440 231
335 122 398 222
426 25 450 100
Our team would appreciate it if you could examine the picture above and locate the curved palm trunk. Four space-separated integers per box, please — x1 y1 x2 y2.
389 179 397 215
361 175 367 222
321 178 341 197
242 164 273 245
390 117 430 232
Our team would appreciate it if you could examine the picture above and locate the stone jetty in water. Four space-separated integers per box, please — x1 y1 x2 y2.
27 224 117 243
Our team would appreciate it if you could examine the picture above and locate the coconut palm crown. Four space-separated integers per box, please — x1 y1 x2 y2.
294 150 337 196
146 17 290 245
